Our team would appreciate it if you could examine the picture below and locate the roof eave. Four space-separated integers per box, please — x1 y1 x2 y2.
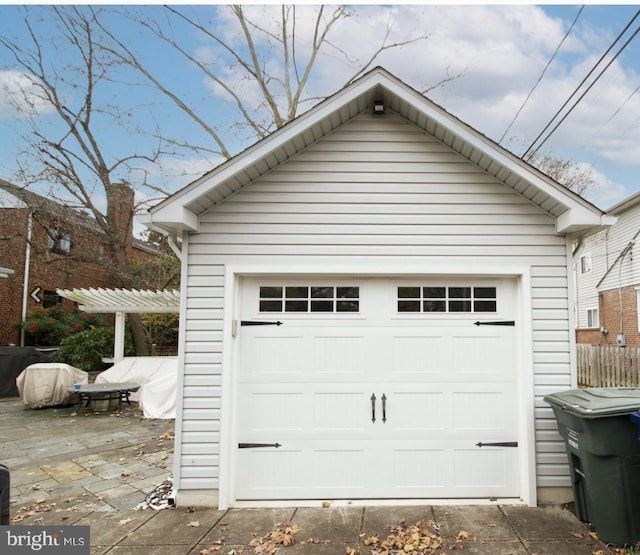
556 210 617 236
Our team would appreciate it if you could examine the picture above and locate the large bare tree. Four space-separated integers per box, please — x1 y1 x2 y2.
98 4 439 164
0 5 446 350
0 6 160 352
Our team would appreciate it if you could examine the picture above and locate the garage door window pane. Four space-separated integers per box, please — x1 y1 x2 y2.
337 300 359 312
449 287 471 299
398 287 420 298
474 300 497 312
337 287 359 299
285 300 308 312
396 300 417 312
286 286 308 298
311 287 333 298
423 300 446 312
260 287 282 298
423 287 445 298
311 300 333 312
449 300 472 312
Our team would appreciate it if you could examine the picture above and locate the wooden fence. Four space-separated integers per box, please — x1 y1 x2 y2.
577 344 640 387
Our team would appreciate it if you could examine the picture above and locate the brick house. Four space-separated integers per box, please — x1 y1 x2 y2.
574 192 640 347
0 179 157 346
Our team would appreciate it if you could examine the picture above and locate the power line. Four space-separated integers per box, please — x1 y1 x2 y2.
523 9 640 158
565 81 640 188
498 5 584 145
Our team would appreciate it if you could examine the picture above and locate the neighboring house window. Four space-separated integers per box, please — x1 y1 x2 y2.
586 308 599 328
580 254 592 274
43 291 62 308
47 227 72 255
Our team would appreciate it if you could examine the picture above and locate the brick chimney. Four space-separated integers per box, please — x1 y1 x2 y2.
106 182 135 250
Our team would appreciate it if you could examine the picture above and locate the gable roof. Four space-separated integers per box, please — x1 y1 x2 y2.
145 67 614 236
0 178 103 233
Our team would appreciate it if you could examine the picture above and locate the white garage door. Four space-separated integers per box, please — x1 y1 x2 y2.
235 277 520 501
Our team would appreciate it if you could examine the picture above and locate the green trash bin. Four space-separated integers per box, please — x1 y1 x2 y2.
544 388 640 546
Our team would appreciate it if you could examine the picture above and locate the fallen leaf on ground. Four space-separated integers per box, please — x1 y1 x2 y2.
187 521 201 527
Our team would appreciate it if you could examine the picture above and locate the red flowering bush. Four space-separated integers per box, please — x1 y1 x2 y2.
14 306 106 346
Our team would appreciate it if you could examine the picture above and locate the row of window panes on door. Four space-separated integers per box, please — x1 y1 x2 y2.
259 286 497 314
259 286 360 312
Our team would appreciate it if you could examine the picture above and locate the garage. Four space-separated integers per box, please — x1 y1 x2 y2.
235 277 520 500
143 68 613 509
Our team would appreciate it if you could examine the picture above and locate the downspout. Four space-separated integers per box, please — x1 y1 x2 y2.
617 241 634 347
20 211 33 346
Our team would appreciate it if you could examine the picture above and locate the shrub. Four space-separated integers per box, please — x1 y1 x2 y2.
56 326 134 372
14 306 105 346
140 312 179 348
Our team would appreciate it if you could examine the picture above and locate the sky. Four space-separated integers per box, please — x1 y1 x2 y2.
0 3 639 214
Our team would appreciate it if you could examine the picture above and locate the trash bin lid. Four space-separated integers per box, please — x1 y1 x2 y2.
544 388 640 418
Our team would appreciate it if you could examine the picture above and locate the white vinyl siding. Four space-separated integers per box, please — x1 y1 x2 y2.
177 112 571 493
597 207 640 292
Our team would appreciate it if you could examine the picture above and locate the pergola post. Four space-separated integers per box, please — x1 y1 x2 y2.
114 311 126 363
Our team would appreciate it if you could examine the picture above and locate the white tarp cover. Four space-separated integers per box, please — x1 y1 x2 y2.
17 363 89 409
95 357 177 419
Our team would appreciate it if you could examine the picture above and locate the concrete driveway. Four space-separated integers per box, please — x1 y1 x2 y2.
0 397 623 554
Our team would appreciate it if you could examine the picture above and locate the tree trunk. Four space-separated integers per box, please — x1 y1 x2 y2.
128 313 149 356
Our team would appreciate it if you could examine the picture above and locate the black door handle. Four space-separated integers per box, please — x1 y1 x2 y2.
370 393 376 423
381 393 387 423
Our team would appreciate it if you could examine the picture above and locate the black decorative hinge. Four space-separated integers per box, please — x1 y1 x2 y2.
240 321 283 327
474 321 515 327
476 441 518 448
238 442 282 449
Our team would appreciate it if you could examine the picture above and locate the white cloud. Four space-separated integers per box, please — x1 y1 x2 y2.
0 69 52 119
579 165 629 209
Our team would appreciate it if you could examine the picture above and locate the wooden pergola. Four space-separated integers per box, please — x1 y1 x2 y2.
57 288 180 362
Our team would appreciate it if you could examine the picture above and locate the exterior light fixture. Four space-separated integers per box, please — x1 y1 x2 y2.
373 100 385 114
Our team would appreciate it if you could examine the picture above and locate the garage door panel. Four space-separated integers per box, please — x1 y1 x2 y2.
392 449 450 489
313 392 369 431
454 448 517 489
313 449 368 490
452 390 516 433
237 448 308 498
238 390 306 433
240 332 310 378
450 332 515 377
313 334 367 376
387 391 448 431
391 335 446 375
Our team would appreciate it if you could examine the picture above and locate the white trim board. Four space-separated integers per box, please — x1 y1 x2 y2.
217 262 536 509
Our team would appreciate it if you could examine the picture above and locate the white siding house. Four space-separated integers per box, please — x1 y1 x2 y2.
575 192 640 347
144 68 612 509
